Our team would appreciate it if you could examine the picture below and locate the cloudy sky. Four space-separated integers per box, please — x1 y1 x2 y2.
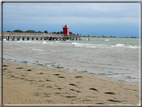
3 1 140 37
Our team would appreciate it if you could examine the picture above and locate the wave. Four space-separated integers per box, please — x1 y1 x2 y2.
72 42 99 48
42 41 73 47
13 40 40 45
127 45 139 49
72 42 139 49
42 41 46 44
105 39 110 41
111 44 139 49
86 46 97 48
3 38 6 41
72 42 84 47
111 44 125 47
32 48 43 51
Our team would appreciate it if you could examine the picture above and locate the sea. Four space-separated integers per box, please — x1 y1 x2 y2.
2 37 140 84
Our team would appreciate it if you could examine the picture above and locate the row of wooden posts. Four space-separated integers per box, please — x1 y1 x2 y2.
4 36 82 41
1 32 83 41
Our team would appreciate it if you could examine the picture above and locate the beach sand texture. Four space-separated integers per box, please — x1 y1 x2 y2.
3 62 139 104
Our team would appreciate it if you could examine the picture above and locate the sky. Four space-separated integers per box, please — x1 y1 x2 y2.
2 1 140 37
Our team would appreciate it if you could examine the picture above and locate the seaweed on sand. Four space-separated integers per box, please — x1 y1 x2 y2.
20 61 28 64
78 70 88 73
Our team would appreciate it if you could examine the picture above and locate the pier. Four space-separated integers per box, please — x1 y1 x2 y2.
1 32 82 41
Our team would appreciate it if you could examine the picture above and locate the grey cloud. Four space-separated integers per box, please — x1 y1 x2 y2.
3 3 139 25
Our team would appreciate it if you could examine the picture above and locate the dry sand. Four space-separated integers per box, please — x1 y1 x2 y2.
3 62 140 105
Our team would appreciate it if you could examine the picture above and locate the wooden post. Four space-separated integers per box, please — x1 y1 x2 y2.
80 34 82 40
71 34 73 40
57 35 59 40
27 37 29 41
49 37 53 40
12 36 15 41
73 36 74 40
6 36 9 41
8 32 10 41
22 37 24 41
88 34 90 41
20 33 21 40
17 36 20 41
18 36 20 41
29 33 30 38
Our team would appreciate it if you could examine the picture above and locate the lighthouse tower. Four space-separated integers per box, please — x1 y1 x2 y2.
63 24 69 37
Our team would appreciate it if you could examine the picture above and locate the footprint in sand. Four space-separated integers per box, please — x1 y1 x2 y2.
54 74 60 76
76 90 81 93
57 88 62 90
3 65 9 67
70 89 75 91
58 76 65 78
105 92 116 95
108 99 121 102
70 89 81 93
16 67 23 69
66 96 76 98
69 84 76 86
27 69 32 71
89 88 98 91
54 74 65 78
46 79 51 81
3 68 7 70
96 103 104 104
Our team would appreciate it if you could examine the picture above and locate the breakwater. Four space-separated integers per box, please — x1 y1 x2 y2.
1 32 82 41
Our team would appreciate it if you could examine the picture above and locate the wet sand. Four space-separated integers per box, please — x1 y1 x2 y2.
3 62 139 105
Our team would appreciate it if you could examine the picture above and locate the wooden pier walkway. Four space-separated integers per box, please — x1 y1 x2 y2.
1 32 82 41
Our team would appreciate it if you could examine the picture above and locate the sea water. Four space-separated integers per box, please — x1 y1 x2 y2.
2 37 140 84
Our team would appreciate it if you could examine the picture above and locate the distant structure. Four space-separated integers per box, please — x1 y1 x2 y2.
1 32 82 41
1 24 83 41
63 24 69 37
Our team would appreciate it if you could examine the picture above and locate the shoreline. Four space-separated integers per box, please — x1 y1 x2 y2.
3 57 140 85
3 61 139 104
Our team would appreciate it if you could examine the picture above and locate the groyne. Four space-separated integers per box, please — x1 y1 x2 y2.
1 32 82 41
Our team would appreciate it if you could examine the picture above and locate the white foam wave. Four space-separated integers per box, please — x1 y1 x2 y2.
111 44 139 49
42 41 46 44
116 44 125 47
42 41 61 46
32 48 43 51
127 45 139 49
3 38 6 41
105 39 110 41
86 46 97 48
16 40 39 44
72 42 98 48
72 42 84 47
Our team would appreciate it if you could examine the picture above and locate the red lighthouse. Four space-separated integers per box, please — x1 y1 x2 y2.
63 24 69 37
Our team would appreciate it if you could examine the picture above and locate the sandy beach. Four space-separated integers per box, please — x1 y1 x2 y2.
3 61 139 105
